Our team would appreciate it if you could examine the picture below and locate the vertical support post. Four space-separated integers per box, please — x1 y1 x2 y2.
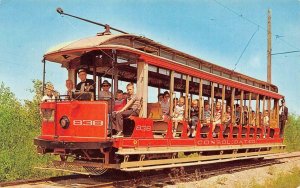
198 79 203 120
97 76 101 99
268 97 271 124
137 61 148 118
221 85 226 122
276 99 279 128
248 92 252 125
263 96 266 113
185 75 190 120
68 69 75 84
240 90 244 125
256 94 260 126
93 57 97 98
210 82 215 118
42 59 46 96
231 88 235 124
170 71 175 116
113 70 119 95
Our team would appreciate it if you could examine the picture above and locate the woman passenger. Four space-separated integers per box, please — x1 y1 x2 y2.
160 91 170 120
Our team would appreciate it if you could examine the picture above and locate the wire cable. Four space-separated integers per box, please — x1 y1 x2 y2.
213 0 300 51
232 26 259 71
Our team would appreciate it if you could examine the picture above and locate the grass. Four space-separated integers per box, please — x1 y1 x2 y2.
251 167 300 188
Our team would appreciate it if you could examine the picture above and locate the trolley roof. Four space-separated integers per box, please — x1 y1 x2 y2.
44 33 281 98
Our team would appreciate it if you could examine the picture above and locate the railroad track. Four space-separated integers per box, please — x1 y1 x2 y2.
1 152 300 188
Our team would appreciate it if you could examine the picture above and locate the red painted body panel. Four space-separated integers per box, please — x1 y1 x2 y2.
38 101 282 150
39 101 108 141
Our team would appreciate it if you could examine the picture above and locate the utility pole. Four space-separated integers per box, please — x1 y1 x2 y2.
267 9 272 84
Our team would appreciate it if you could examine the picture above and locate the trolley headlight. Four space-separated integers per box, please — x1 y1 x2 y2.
60 116 70 129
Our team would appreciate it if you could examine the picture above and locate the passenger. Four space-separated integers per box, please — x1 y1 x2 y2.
158 93 164 103
212 102 222 135
279 99 288 138
123 92 128 100
223 106 231 127
172 97 185 137
112 83 141 137
65 79 75 99
75 68 95 93
235 104 241 125
42 83 56 102
202 101 211 124
173 97 179 110
259 112 263 126
188 99 199 138
263 110 269 137
250 110 256 126
99 80 112 100
243 106 249 126
160 91 170 120
114 89 126 111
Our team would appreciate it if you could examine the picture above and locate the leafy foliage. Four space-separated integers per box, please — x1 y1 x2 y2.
284 114 300 151
0 81 56 182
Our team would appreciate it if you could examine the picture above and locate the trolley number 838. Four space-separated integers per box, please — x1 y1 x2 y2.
73 120 104 126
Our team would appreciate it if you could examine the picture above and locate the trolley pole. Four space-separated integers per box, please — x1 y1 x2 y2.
267 9 272 84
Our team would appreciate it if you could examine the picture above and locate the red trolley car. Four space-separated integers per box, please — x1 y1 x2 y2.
34 13 285 175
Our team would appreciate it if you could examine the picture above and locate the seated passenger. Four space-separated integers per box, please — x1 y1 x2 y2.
262 110 269 137
42 83 56 102
160 91 170 120
123 92 128 100
75 68 95 93
188 99 199 138
66 79 75 99
250 110 256 126
202 101 211 124
172 97 185 137
114 89 126 111
223 105 231 127
235 104 241 125
212 102 222 131
99 80 112 100
112 83 141 137
243 106 249 126
158 93 164 103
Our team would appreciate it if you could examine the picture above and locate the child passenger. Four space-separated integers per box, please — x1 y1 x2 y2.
212 102 222 136
114 90 126 111
263 110 269 138
172 97 185 137
202 101 211 124
189 100 199 138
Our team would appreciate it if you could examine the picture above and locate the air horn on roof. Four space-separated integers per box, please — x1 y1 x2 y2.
56 7 128 34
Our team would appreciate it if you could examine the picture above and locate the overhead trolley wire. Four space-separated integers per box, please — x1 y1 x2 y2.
232 26 259 71
213 0 300 52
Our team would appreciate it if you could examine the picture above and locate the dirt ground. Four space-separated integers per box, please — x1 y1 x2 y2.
166 157 300 188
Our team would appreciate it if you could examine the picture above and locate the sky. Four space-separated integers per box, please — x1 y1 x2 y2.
0 0 299 114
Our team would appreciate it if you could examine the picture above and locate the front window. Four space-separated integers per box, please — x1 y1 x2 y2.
41 109 55 122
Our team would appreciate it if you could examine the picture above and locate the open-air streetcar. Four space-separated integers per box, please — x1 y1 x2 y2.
34 9 285 175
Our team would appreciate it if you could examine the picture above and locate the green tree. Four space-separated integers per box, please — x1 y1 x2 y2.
284 114 300 151
0 81 56 182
